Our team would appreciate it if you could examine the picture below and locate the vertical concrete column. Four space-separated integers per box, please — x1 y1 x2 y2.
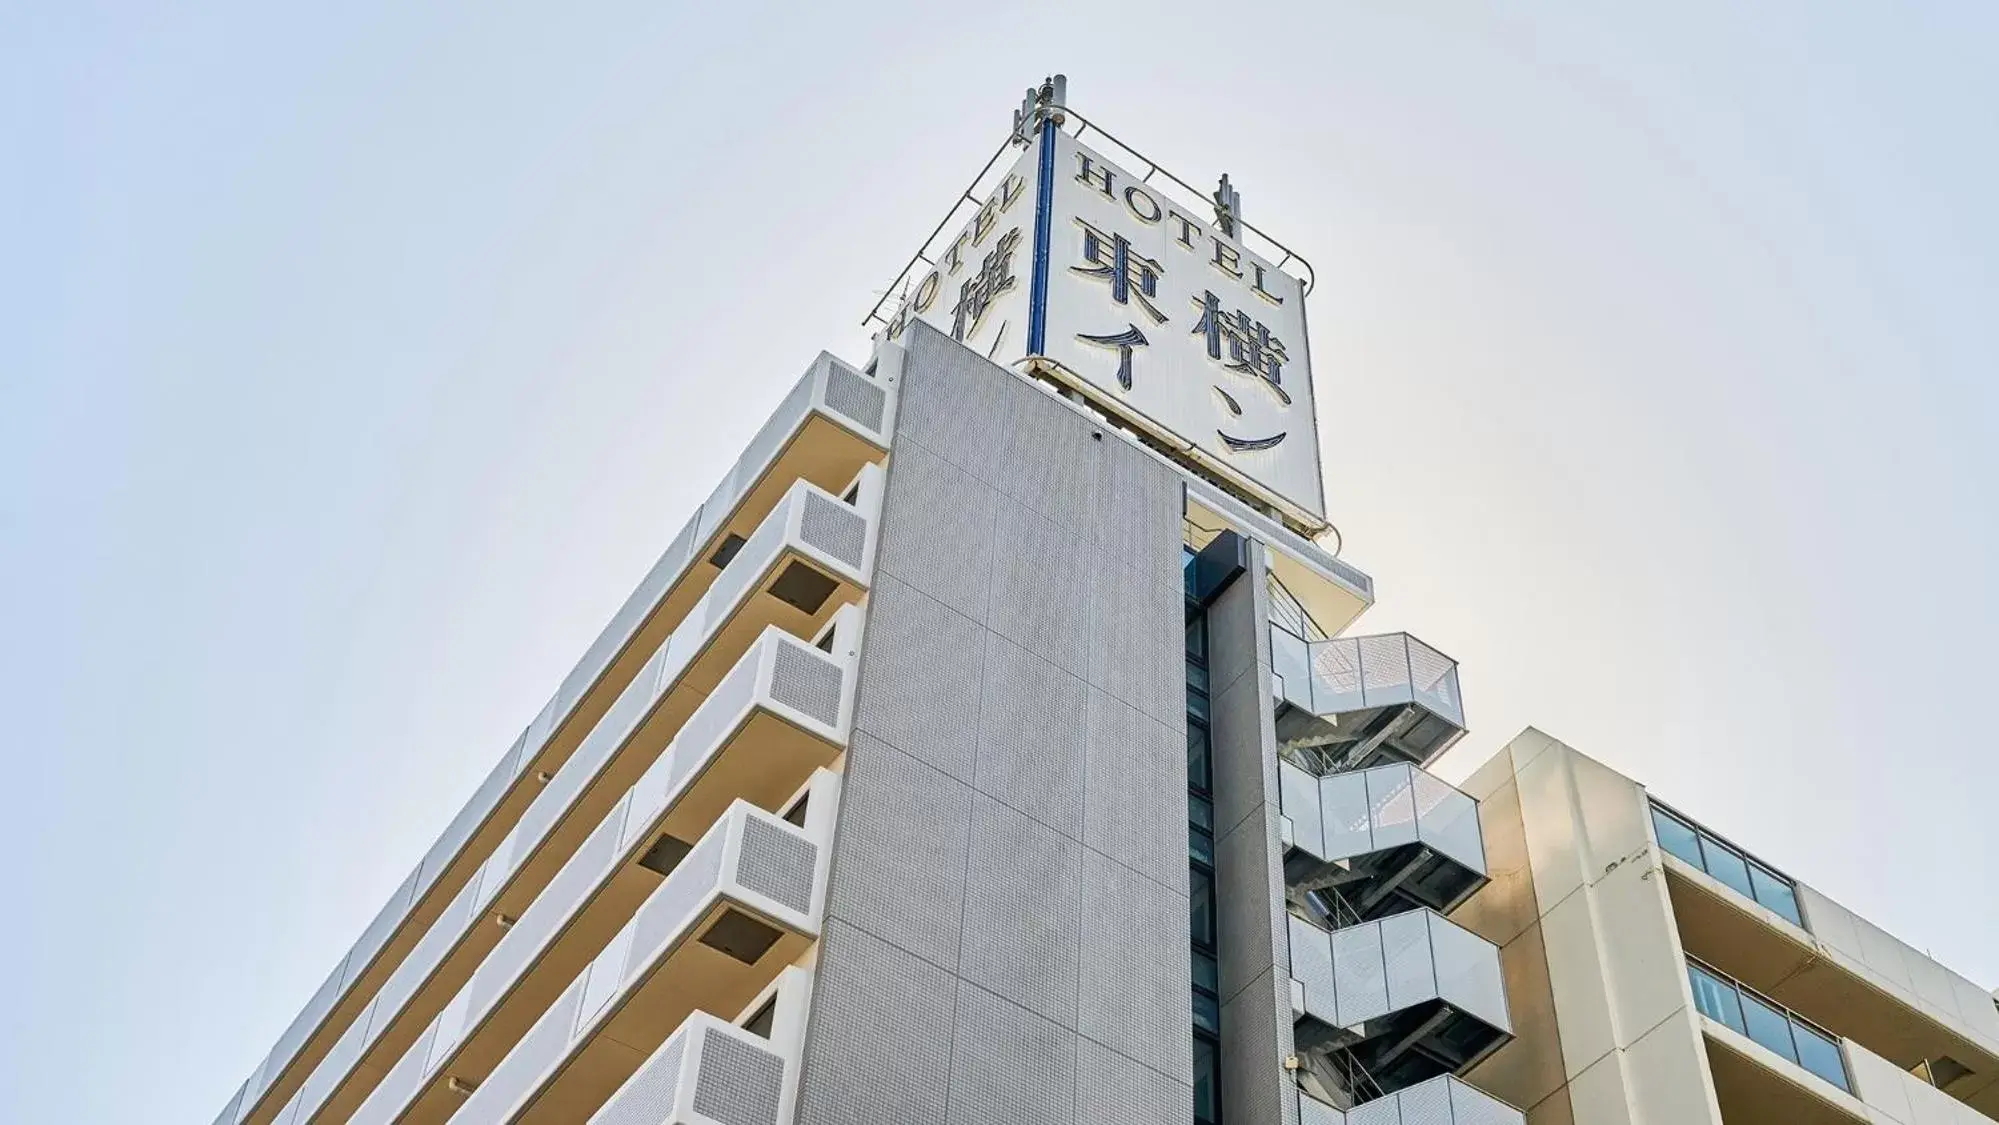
1207 540 1300 1125
1456 729 1723 1125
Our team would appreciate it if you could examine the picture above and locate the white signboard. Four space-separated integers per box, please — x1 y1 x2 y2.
879 127 1325 524
1039 130 1323 521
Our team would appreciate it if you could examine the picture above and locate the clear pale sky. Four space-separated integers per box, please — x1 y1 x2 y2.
4 4 1995 1123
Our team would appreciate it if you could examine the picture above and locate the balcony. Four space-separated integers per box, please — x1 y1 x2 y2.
353 782 835 1125
1271 628 1465 772
1289 910 1512 1094
587 967 813 1125
216 354 892 1125
1297 1075 1522 1125
270 618 857 1124
1279 760 1488 921
1664 850 1999 1116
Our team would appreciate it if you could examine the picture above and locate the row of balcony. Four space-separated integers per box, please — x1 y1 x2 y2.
214 353 891 1125
359 776 835 1125
261 469 875 1124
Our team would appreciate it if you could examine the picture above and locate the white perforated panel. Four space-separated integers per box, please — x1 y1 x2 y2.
736 815 818 917
590 1031 688 1125
691 1028 787 1125
823 364 889 434
800 492 869 571
771 641 844 729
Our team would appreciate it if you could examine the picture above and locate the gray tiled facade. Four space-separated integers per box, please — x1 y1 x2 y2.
797 323 1195 1125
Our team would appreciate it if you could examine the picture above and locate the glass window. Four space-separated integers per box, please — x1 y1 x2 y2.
1688 963 1745 1035
1187 723 1211 791
1186 615 1206 659
1187 658 1210 694
1192 952 1219 995
1193 990 1220 1035
1193 1036 1219 1125
1190 867 1215 947
1739 990 1799 1065
1189 795 1213 833
1792 1023 1850 1092
1188 825 1213 866
1651 807 1705 870
1271 624 1310 708
1749 863 1804 928
1187 689 1209 722
1700 835 1757 900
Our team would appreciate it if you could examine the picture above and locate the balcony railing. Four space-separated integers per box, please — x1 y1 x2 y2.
1271 627 1466 770
270 619 856 1125
352 783 834 1125
1688 957 1851 1094
1297 1075 1522 1125
1279 760 1488 919
1651 802 1805 930
447 786 834 1125
216 354 892 1125
1289 910 1512 1087
587 966 813 1125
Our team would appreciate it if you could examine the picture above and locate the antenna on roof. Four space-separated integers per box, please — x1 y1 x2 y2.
1011 74 1069 143
1213 173 1242 238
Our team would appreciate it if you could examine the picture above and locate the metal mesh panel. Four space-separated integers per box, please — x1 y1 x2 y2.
1412 771 1485 879
735 816 818 916
1346 1096 1400 1125
589 1028 690 1125
1446 1079 1522 1125
1330 918 1389 1027
1280 760 1324 858
347 1022 435 1125
770 640 844 729
1320 770 1374 863
1299 1093 1348 1125
467 809 626 1021
1404 638 1463 727
1288 915 1337 1022
629 824 730 974
453 977 585 1123
1357 635 1414 706
1426 914 1511 1034
1308 637 1363 715
1398 1077 1452 1125
1380 910 1438 1013
1367 765 1419 851
800 491 868 571
691 1028 786 1125
823 363 888 434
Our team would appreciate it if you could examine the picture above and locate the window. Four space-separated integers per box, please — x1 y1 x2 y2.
1190 868 1215 947
1699 837 1757 901
1748 863 1804 928
1651 807 1704 869
1193 1035 1219 1125
1651 802 1806 930
1689 962 1745 1035
1687 959 1850 1093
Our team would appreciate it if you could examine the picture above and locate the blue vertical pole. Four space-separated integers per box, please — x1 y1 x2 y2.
1026 117 1057 356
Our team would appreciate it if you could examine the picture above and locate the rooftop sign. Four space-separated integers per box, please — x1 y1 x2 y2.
873 79 1327 529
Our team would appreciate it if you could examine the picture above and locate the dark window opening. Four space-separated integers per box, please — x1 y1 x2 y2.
709 533 748 570
743 996 778 1039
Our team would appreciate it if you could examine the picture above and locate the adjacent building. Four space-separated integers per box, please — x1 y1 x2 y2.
208 80 1995 1125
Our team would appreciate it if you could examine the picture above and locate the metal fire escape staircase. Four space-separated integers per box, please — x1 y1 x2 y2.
1271 612 1520 1122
